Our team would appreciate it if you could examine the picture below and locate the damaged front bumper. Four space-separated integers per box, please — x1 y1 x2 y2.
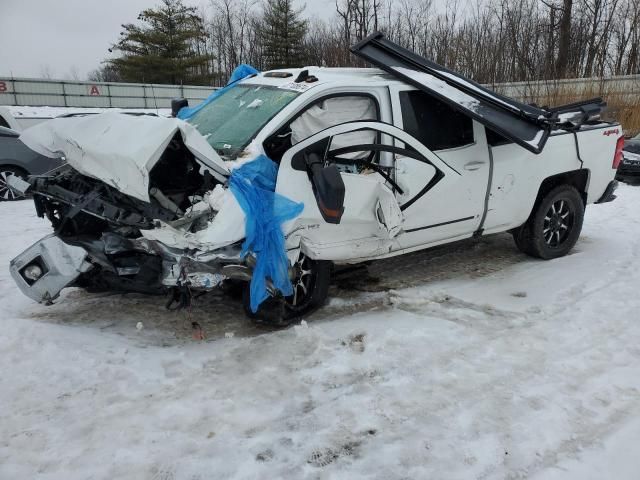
10 234 93 304
9 232 249 304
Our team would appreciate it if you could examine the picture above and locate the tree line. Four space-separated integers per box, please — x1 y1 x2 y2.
90 0 640 87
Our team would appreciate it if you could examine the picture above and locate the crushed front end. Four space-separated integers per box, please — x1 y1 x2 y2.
10 129 246 306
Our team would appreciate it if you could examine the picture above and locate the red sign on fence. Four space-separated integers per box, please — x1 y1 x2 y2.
0 81 7 93
88 85 101 96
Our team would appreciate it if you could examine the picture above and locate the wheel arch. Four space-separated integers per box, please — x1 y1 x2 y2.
0 163 30 176
534 169 589 209
512 169 589 233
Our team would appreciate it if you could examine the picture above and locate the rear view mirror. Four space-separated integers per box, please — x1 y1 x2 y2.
305 152 345 224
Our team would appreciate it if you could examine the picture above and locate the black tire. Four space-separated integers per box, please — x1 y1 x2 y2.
0 166 28 201
512 184 585 260
242 253 331 326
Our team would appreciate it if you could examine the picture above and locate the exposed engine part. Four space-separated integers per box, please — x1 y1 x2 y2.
30 168 177 236
222 265 253 282
28 134 222 239
161 260 228 288
75 253 166 295
150 187 183 216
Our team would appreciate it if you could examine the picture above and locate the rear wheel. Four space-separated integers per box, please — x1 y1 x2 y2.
242 252 331 326
0 167 27 201
512 184 584 260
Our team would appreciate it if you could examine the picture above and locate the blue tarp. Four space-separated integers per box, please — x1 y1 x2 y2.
177 64 260 120
229 155 304 312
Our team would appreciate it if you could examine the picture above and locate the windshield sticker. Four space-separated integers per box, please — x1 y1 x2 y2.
278 82 313 92
246 99 264 109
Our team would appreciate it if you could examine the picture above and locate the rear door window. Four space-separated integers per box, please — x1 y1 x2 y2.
399 90 474 151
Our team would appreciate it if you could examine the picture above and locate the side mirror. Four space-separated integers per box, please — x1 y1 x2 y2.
305 152 345 224
171 98 189 118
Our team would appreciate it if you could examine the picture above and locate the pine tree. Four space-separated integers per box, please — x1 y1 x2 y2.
108 0 211 84
261 0 308 70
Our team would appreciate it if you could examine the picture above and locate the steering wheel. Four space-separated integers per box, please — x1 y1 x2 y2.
326 154 404 196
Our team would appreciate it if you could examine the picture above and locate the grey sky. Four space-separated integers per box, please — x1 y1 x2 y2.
0 0 336 80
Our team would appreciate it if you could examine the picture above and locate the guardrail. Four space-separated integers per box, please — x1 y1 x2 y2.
1 73 638 108
0 77 215 109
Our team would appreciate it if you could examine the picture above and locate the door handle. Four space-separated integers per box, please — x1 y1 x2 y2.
464 161 486 171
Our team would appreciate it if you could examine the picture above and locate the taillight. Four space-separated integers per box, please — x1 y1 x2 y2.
613 136 625 169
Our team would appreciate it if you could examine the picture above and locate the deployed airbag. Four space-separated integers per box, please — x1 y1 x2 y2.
290 96 377 155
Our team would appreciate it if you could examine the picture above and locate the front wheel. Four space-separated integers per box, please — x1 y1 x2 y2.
242 252 331 326
512 185 585 260
0 167 27 201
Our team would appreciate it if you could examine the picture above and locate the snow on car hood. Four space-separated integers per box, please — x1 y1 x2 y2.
19 111 229 202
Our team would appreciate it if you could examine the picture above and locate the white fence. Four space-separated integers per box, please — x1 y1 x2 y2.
489 74 640 103
1 73 638 109
0 77 214 109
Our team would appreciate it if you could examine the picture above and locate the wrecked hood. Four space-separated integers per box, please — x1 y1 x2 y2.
20 111 229 202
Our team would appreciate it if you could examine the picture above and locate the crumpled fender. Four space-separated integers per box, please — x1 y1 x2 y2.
140 185 247 251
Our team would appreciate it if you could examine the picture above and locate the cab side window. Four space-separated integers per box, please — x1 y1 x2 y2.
399 90 474 151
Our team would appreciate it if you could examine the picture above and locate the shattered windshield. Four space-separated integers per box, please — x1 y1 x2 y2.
187 84 300 158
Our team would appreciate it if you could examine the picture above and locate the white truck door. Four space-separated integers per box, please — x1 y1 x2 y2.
276 121 458 261
390 86 491 248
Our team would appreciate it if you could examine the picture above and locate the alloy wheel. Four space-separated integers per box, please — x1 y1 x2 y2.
543 199 573 247
0 170 23 201
288 252 314 307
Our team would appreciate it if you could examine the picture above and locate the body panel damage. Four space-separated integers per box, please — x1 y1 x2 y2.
19 111 229 202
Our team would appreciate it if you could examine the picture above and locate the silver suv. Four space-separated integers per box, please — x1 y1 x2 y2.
0 126 64 200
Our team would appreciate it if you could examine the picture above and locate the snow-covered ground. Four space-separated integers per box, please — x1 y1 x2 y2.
1 185 640 479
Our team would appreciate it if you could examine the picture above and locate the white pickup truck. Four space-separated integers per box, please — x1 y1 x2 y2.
10 33 622 325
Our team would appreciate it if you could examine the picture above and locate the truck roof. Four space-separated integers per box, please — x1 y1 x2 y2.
242 67 407 89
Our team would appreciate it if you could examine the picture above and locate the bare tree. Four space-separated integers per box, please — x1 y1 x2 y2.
39 64 55 79
120 0 640 87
